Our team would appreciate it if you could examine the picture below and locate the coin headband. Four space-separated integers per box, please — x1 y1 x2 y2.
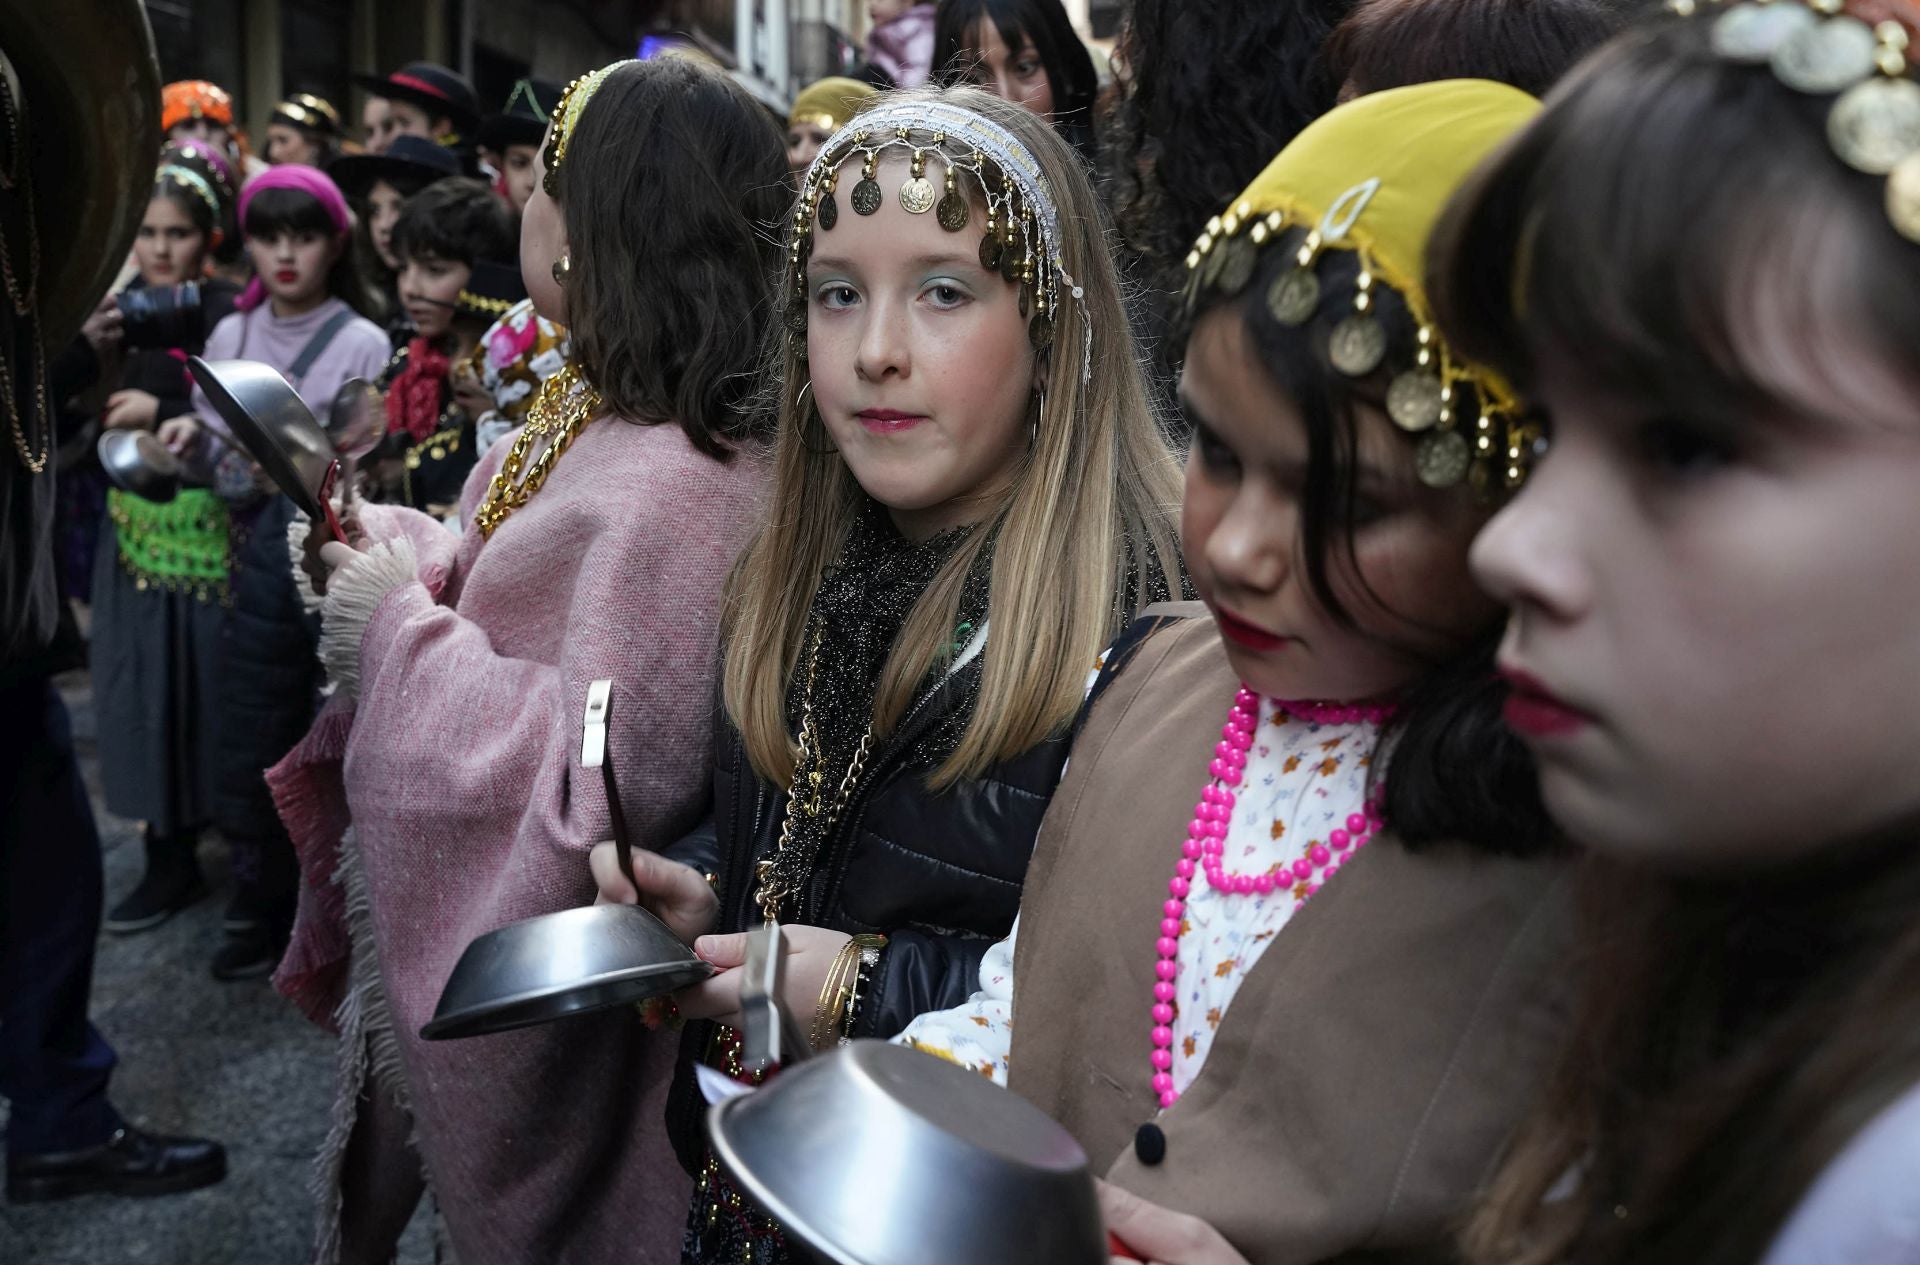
157 163 225 221
542 61 635 197
790 100 1089 378
273 94 340 133
1183 181 1535 495
1669 0 1920 241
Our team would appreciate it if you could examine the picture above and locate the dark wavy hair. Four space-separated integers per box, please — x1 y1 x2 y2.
551 57 789 462
1323 0 1630 100
1190 237 1552 859
241 186 379 318
1106 0 1352 277
389 176 516 268
1428 21 1920 1265
932 0 1100 163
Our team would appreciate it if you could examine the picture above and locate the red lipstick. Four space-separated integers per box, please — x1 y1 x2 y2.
1214 606 1289 653
1498 667 1591 737
274 269 299 284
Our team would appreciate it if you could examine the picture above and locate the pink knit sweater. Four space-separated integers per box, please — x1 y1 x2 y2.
269 415 765 1264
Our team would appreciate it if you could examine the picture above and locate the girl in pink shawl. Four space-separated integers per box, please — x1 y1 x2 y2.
273 58 788 1264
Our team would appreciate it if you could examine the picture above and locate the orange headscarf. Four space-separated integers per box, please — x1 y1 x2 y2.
161 80 235 133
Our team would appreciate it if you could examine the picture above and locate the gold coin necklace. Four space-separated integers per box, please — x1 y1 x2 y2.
472 364 602 539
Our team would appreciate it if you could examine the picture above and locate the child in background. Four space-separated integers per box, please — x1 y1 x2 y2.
91 143 243 935
149 164 387 973
783 76 878 181
367 177 520 514
867 0 938 86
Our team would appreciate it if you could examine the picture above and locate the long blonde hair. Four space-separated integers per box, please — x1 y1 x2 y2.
723 87 1183 791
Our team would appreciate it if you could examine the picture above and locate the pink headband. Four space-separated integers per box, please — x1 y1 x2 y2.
235 164 353 311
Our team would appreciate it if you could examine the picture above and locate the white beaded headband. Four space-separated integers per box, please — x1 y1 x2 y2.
789 99 1088 374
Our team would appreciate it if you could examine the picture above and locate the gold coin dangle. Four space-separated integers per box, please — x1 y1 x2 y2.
851 154 882 216
1266 268 1320 326
1386 370 1446 432
1415 430 1472 488
936 164 970 231
1328 314 1386 377
900 151 936 214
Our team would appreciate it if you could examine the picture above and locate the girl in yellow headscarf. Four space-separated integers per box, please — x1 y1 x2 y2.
896 79 1570 1263
783 75 876 179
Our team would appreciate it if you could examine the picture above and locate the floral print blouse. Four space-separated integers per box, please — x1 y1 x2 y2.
896 698 1381 1098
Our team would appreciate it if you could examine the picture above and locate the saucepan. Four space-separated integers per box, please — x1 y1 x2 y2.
708 1039 1108 1265
186 357 346 540
421 684 717 1040
97 428 182 503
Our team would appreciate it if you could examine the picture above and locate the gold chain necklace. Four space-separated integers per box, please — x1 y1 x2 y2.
472 363 601 539
754 623 877 922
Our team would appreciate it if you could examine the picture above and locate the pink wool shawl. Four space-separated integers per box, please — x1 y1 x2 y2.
269 416 766 1263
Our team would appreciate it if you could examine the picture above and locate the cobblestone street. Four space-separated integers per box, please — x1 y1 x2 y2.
0 672 432 1264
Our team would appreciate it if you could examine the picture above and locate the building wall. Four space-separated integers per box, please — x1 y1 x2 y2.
145 0 630 155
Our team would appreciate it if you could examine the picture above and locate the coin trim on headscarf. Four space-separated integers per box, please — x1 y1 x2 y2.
851 176 883 216
819 188 839 231
1828 77 1920 174
1888 150 1920 241
1266 268 1321 327
1215 237 1257 297
1328 314 1387 377
1415 430 1472 488
1711 1 1817 62
1771 15 1877 95
1386 370 1447 432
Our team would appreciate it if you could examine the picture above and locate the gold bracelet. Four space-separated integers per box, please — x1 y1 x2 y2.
811 937 865 1050
834 935 887 1046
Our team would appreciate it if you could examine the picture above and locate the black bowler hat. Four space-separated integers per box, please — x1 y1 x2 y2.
476 78 563 154
355 61 480 138
327 134 460 200
455 259 529 324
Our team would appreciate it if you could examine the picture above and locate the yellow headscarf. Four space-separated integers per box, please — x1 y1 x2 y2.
1186 79 1541 491
787 76 878 134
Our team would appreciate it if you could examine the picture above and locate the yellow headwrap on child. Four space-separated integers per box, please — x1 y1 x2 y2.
542 60 637 196
787 76 878 134
1185 78 1540 492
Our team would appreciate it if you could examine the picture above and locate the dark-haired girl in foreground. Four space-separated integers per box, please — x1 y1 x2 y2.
901 79 1573 1264
1431 6 1920 1263
273 58 781 1264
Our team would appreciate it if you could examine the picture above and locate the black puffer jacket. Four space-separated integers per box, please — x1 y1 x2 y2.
662 651 1070 1173
209 494 321 839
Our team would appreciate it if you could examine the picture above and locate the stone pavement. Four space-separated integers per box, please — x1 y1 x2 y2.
0 672 432 1264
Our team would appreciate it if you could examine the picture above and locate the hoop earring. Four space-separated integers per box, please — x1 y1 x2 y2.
551 255 571 286
796 381 837 455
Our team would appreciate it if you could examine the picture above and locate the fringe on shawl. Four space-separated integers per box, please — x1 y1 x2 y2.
287 509 325 615
317 535 418 703
268 698 357 1030
309 825 428 1265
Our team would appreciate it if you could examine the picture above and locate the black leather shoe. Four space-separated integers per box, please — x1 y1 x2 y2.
6 1125 227 1202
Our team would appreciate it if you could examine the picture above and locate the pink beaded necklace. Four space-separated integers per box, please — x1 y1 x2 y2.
1148 686 1392 1109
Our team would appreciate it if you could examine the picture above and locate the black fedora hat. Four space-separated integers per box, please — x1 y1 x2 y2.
355 61 479 138
328 134 460 200
454 259 529 324
475 78 563 154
